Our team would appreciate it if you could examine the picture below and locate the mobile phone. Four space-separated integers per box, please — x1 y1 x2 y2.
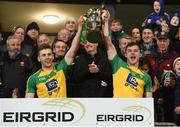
164 71 170 86
165 71 170 78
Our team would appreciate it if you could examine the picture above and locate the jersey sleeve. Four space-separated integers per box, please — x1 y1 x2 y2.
109 54 127 74
56 59 70 76
144 73 153 92
26 75 36 93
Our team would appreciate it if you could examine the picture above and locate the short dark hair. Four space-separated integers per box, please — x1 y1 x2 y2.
131 27 142 34
111 19 122 25
52 39 67 48
125 42 141 51
37 43 52 56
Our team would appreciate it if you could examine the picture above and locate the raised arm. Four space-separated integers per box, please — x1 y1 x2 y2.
65 16 83 65
102 10 117 60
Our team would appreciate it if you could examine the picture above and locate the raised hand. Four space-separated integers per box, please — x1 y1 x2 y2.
77 15 83 27
101 9 110 23
88 61 99 73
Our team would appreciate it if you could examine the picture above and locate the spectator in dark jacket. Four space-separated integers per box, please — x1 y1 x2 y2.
147 31 179 83
67 41 113 97
24 22 40 68
24 22 40 57
12 26 33 58
173 28 180 54
0 35 35 98
0 31 6 53
174 57 180 125
0 50 3 91
168 13 179 43
147 31 179 122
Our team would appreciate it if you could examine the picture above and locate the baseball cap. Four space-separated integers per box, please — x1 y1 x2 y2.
157 31 169 39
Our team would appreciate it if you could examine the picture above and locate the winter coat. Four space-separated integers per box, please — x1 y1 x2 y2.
0 52 35 97
67 50 113 97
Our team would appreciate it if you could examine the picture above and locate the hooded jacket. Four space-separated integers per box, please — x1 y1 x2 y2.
145 0 169 31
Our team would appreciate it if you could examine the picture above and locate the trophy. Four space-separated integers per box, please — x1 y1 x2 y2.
86 8 101 31
82 8 102 43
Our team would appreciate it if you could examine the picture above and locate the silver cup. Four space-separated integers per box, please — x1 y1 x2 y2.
86 8 101 31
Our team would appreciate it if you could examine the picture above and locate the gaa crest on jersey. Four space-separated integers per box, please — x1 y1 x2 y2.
126 73 138 87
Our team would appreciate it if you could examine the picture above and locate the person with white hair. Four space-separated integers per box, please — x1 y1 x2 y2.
64 17 77 37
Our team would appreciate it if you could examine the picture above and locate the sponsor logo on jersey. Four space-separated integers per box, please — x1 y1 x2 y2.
45 79 59 95
126 73 138 87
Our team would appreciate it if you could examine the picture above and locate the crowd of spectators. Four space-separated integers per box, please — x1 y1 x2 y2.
0 0 179 125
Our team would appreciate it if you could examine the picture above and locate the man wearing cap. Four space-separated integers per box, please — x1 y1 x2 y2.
24 22 40 58
26 21 39 43
147 31 179 122
147 31 179 82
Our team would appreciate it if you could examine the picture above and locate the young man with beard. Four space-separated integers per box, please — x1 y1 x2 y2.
25 16 83 98
102 10 152 98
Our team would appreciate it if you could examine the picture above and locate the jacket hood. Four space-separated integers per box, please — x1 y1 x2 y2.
153 0 165 15
169 13 180 27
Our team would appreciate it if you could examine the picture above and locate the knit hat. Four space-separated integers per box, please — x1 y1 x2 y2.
26 22 40 33
173 57 180 69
